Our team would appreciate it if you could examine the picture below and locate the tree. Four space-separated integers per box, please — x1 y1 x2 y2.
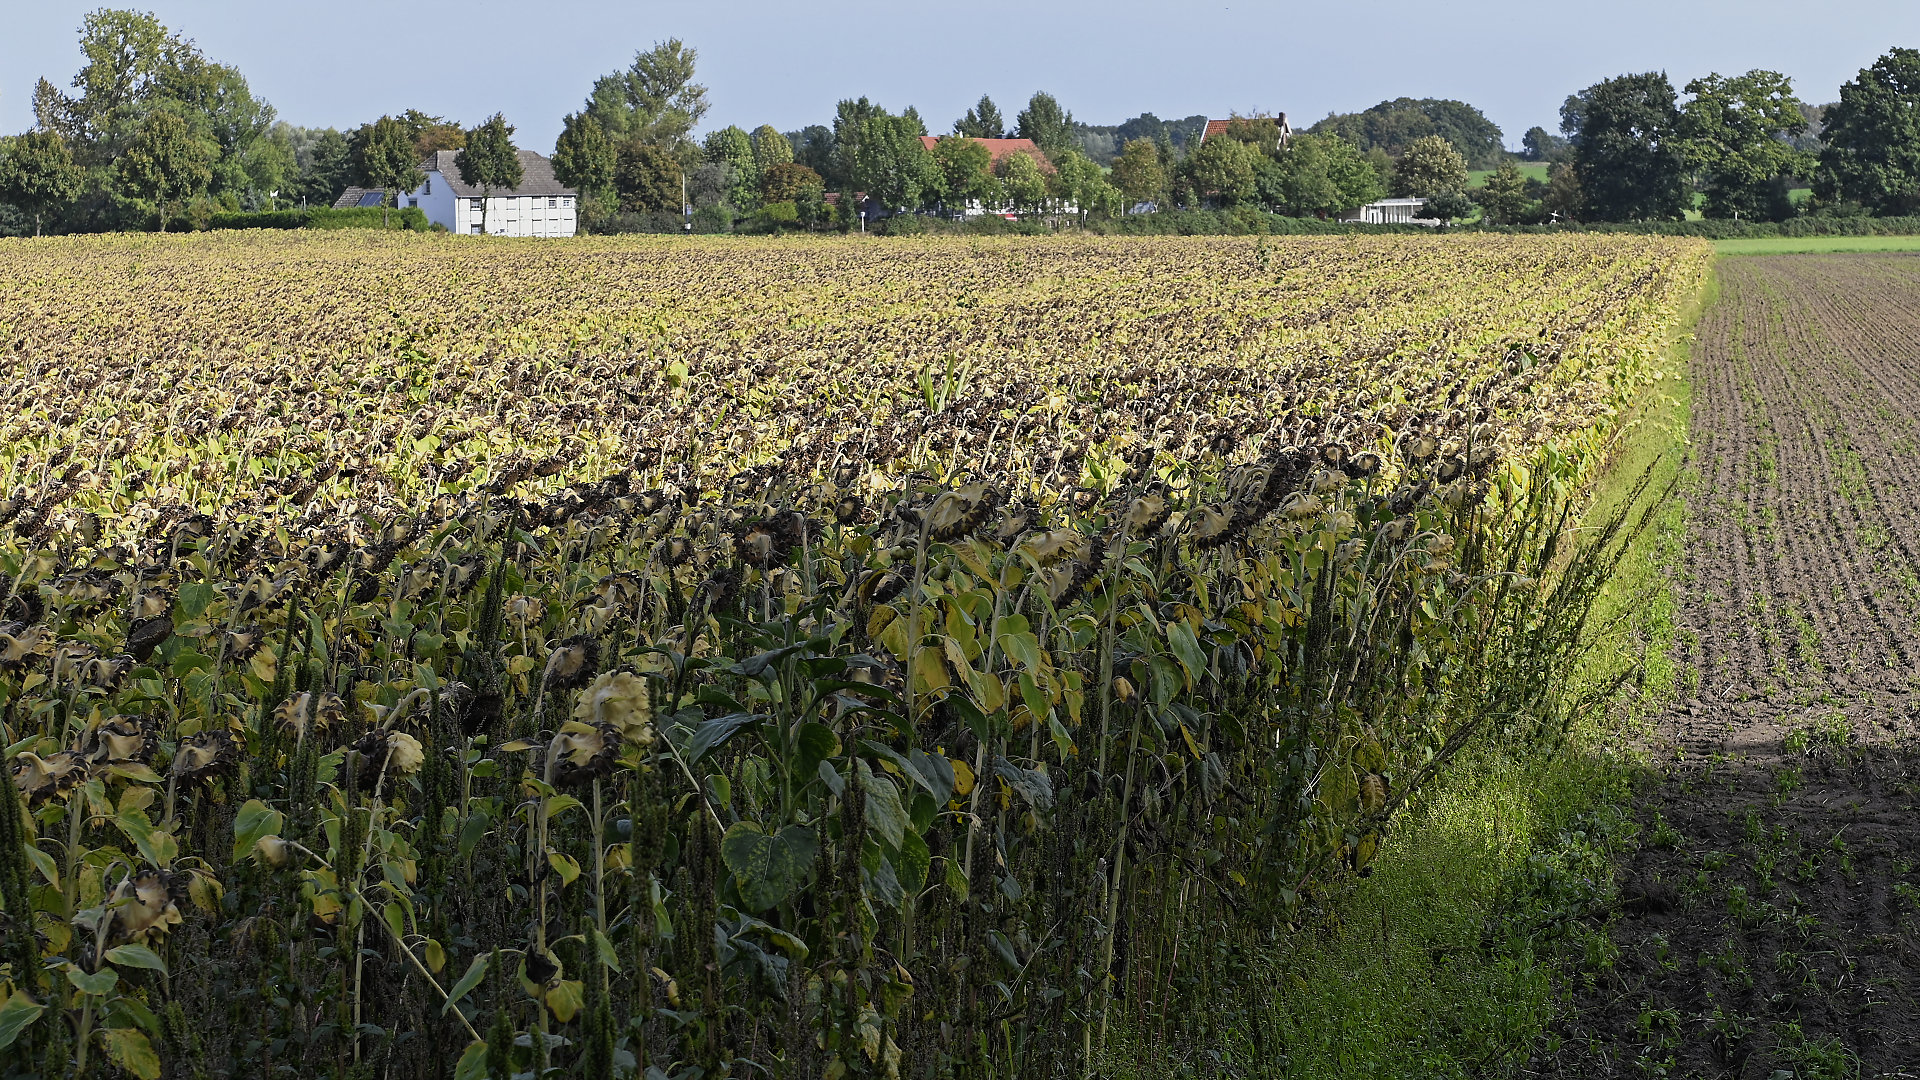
955 95 1007 139
1261 133 1382 216
1680 71 1809 221
828 98 883 191
1477 160 1530 224
1422 188 1474 225
1110 138 1167 206
355 115 425 228
456 113 523 235
392 109 464 159
294 126 351 206
996 150 1049 212
851 111 940 211
1389 135 1467 196
1563 73 1688 222
1815 48 1920 216
615 142 681 213
931 136 998 210
0 129 83 234
554 112 616 201
761 161 822 203
1016 92 1074 155
1048 148 1118 218
117 110 210 230
1182 136 1256 207
751 125 793 174
584 39 709 155
1543 162 1584 221
1309 98 1506 169
703 126 759 209
790 125 834 178
1520 126 1569 163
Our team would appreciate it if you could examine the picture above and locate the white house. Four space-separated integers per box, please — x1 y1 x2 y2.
1342 198 1439 226
401 149 579 237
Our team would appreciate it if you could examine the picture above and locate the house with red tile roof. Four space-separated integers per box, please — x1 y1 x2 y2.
1198 114 1293 151
916 136 1056 174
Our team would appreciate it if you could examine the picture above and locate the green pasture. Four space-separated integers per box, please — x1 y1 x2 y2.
1714 233 1920 254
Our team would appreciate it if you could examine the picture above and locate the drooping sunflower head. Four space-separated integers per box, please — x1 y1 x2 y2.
572 669 654 748
542 634 601 693
545 721 620 789
170 730 238 784
108 870 185 944
85 714 159 766
12 750 89 805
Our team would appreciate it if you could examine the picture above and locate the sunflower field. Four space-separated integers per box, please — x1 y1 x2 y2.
0 232 1708 1079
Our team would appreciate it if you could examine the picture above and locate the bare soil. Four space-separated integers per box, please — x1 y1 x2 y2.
1535 255 1920 1079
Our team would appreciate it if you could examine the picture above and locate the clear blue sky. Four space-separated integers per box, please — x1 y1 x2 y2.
5 1 1917 151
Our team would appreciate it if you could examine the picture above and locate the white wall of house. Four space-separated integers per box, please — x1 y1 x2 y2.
407 171 460 230
403 171 579 237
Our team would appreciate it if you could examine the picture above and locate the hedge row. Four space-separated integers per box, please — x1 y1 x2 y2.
205 206 431 232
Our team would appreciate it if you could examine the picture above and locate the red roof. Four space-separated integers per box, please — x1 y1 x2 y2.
920 136 1056 173
1202 119 1233 140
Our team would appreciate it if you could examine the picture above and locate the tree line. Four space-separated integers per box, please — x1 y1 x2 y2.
7 10 1920 234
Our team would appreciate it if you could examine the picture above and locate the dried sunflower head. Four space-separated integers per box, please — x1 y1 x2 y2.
1186 508 1235 550
12 750 89 804
108 870 185 944
572 669 654 748
275 691 344 743
124 615 173 662
1122 493 1171 538
81 654 135 691
0 622 52 667
1018 529 1088 568
85 714 159 766
171 730 238 784
543 634 601 693
924 483 995 542
219 625 265 663
350 729 425 787
51 640 99 682
1350 452 1383 479
544 721 619 788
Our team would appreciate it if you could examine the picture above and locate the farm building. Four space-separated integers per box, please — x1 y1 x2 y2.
331 187 393 209
1342 198 1437 225
398 150 579 237
916 136 1059 217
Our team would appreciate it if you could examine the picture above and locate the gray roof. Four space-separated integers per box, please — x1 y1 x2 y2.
426 149 575 197
332 186 392 209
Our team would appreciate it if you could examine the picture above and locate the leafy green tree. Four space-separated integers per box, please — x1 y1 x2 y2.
456 113 523 235
1543 162 1584 221
931 136 999 210
851 112 940 211
1047 148 1112 217
584 39 709 156
117 110 210 230
1423 188 1475 225
1563 73 1688 221
1815 48 1920 216
1521 126 1569 163
1110 138 1167 206
615 141 682 213
1680 70 1809 220
761 162 822 203
703 125 759 209
751 125 793 173
790 125 835 177
554 112 616 200
1183 135 1256 207
1260 132 1382 215
1309 98 1506 169
1389 135 1468 196
293 126 351 206
1016 92 1074 155
0 129 83 235
36 9 178 159
955 96 1007 139
828 98 883 191
996 149 1049 212
1477 159 1531 224
355 115 425 227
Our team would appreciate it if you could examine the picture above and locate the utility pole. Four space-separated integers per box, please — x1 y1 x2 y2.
683 173 691 233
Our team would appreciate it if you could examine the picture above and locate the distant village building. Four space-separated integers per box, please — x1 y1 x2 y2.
398 150 579 237
916 136 1059 217
1199 114 1292 150
331 187 393 209
1341 198 1439 226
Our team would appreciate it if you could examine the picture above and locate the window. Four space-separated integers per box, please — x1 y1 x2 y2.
562 196 573 208
548 197 557 208
471 224 482 234
424 178 431 195
407 198 418 208
471 198 484 211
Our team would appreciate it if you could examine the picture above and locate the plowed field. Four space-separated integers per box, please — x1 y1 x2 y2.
1542 255 1920 1076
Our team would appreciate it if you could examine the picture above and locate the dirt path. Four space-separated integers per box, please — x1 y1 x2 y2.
1536 255 1920 1079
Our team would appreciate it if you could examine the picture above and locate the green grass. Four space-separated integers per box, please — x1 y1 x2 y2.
1715 234 1920 255
1467 162 1550 188
1242 265 1712 1077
